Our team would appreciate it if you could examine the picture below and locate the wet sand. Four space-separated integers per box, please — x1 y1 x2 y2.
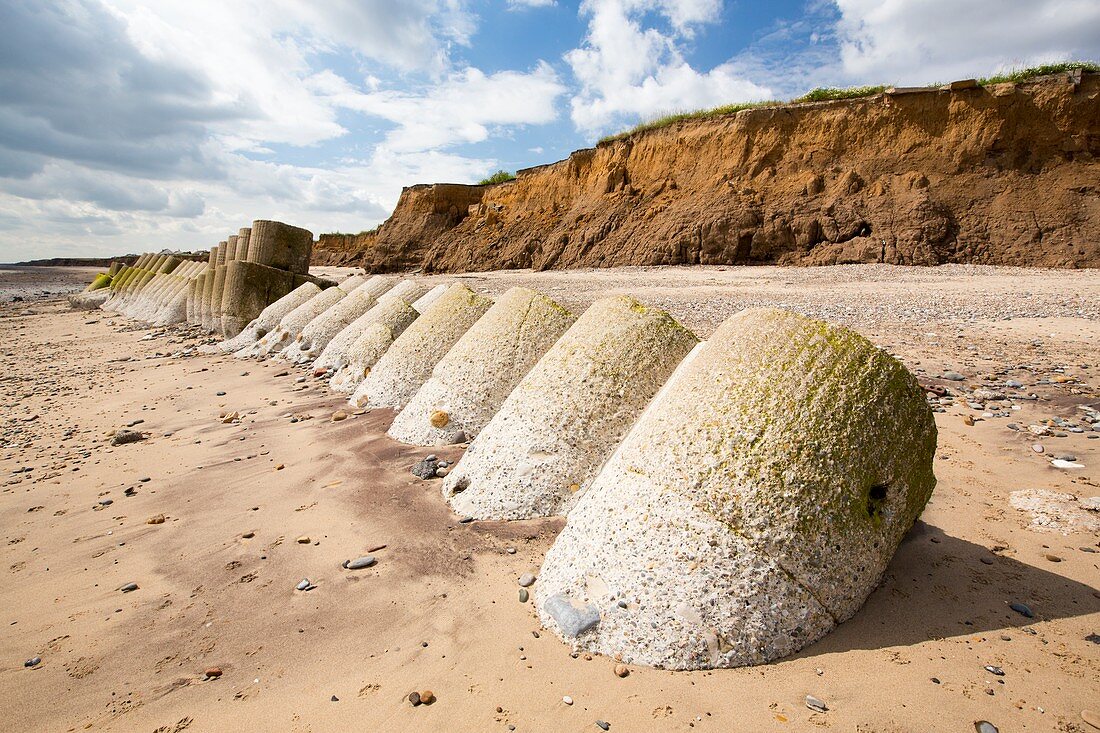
1 265 1097 732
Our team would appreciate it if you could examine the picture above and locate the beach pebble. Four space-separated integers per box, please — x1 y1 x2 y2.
331 411 347 422
943 371 965 381
519 589 529 603
111 429 145 446
1010 602 1034 618
419 690 435 705
518 573 536 587
805 695 828 712
975 722 999 733
119 582 138 593
1053 453 1077 462
204 667 222 679
614 664 629 678
296 579 311 591
408 691 421 706
1032 444 1044 453
98 498 113 506
595 721 610 730
296 536 310 544
544 593 600 637
345 556 376 570
412 458 440 479
24 657 41 668
563 695 573 705
435 467 450 478
146 514 165 525
984 665 1005 676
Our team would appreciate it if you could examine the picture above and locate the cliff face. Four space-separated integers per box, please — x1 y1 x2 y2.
314 72 1100 271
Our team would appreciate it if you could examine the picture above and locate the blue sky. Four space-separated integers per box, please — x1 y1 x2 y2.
1 0 1098 260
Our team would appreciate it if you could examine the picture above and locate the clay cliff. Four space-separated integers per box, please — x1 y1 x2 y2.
314 71 1100 271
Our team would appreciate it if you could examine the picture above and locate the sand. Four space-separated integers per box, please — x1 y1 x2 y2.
1 264 1098 732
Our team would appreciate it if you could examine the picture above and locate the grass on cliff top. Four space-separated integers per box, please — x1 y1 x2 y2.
478 170 516 185
597 61 1098 145
978 60 1099 85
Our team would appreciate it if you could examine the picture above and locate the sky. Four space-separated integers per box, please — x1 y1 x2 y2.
1 0 1098 261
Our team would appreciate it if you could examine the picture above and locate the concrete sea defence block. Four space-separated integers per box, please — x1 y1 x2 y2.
199 246 220 329
152 263 204 326
101 266 133 310
327 298 422 393
209 266 229 334
389 287 575 446
132 260 196 319
411 283 448 313
335 274 369 294
350 275 398 300
188 272 206 325
220 260 298 338
309 279 426 373
534 308 937 670
86 273 111 292
133 262 193 321
442 295 698 520
69 289 111 310
211 281 321 353
237 227 252 261
237 286 348 358
349 284 493 408
108 262 123 276
247 220 313 274
157 255 182 275
279 277 398 364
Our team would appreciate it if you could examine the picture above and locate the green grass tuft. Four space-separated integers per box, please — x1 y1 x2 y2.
478 170 516 185
978 60 1099 85
793 85 887 103
596 61 1097 145
597 101 780 145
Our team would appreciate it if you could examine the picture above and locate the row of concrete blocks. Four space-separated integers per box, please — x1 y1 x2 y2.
210 274 938 672
69 221 316 334
70 253 206 323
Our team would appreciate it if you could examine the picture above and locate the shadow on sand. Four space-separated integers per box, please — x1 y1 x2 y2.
795 521 1100 658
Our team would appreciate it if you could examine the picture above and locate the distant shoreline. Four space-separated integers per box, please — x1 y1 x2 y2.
2 256 140 268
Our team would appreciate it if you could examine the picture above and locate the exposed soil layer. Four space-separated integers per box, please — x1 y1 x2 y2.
314 72 1100 271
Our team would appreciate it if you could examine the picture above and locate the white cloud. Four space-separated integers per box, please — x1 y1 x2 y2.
0 0 566 261
321 63 566 152
835 0 1100 84
565 0 770 132
508 0 557 8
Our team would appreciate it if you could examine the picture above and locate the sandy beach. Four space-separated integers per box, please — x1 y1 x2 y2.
1 264 1098 732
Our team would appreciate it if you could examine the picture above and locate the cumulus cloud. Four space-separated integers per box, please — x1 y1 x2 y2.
321 63 566 152
835 0 1100 85
0 1 239 180
565 0 770 132
0 0 565 261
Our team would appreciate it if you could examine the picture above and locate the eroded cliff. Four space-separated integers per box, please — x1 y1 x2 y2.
314 71 1100 271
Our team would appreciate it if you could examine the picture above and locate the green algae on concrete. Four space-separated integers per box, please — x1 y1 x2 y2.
534 307 937 670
